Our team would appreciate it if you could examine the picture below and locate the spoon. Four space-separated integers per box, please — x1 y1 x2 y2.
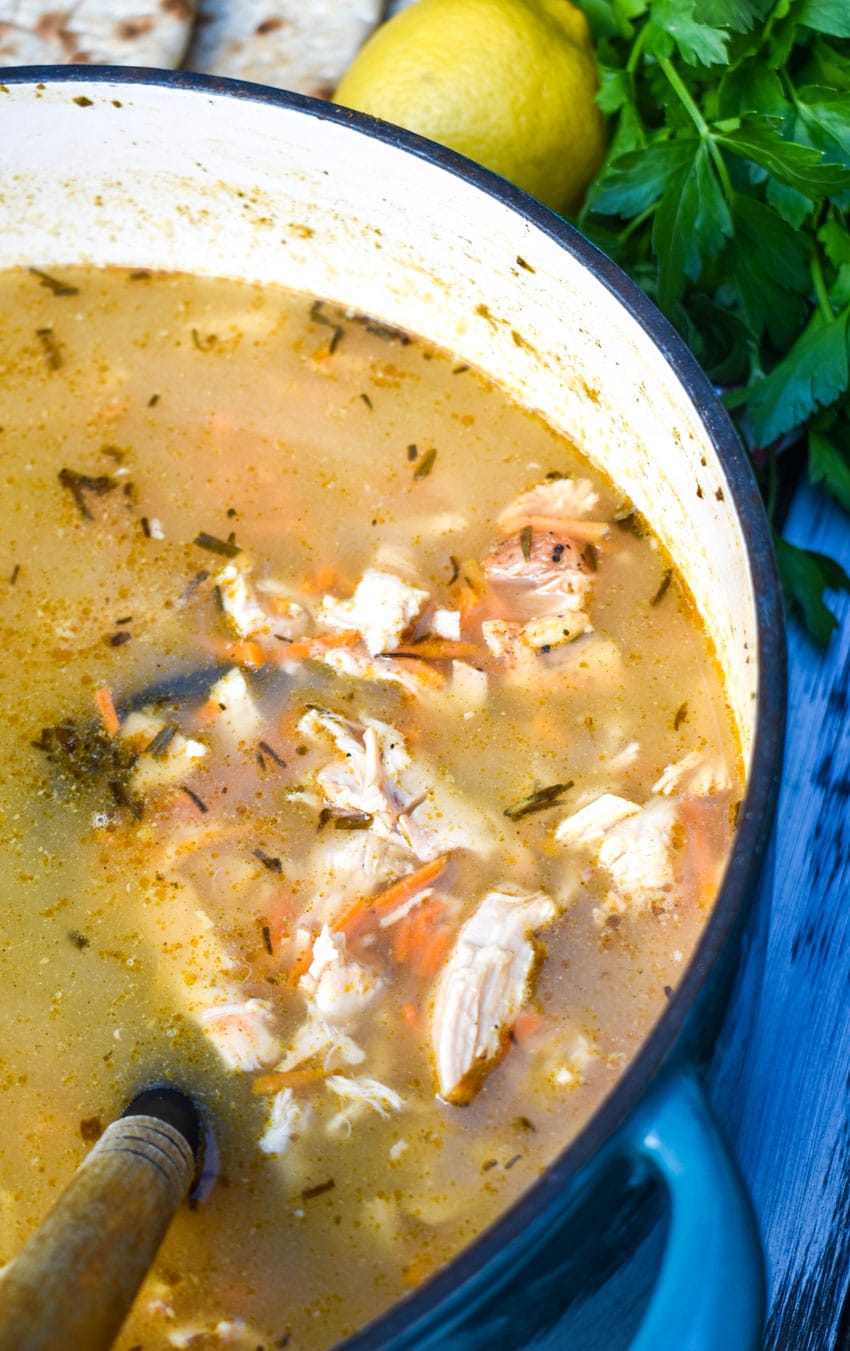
0 1086 201 1351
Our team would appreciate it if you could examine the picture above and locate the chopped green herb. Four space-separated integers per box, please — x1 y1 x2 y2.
36 327 62 370
29 267 79 297
302 1178 335 1201
504 781 573 820
180 786 208 814
674 702 689 731
407 443 418 462
413 447 437 480
254 848 283 874
107 631 132 648
191 328 218 352
194 531 241 558
68 930 90 950
9 563 20 585
361 318 410 345
145 724 178 758
448 555 461 584
520 524 533 561
59 468 117 521
318 806 373 831
147 393 160 407
261 924 273 955
583 543 599 573
650 570 673 607
258 739 286 768
360 392 373 410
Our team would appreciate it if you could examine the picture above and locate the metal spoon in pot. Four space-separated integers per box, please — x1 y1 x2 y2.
0 1086 201 1351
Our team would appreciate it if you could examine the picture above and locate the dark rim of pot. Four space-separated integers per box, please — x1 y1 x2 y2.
1 66 788 1347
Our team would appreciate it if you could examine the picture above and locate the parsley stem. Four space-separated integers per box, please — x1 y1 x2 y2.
811 249 834 322
627 22 650 74
658 57 735 202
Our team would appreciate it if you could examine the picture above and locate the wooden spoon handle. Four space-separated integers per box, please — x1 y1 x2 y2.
0 1098 197 1351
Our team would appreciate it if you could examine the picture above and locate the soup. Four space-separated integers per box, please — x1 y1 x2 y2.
0 266 740 1348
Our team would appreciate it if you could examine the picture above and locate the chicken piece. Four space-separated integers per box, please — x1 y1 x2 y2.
299 925 381 1026
555 792 680 923
430 886 558 1104
653 750 733 797
199 999 281 1071
299 707 500 875
120 710 208 794
318 569 429 656
207 667 263 746
215 558 308 642
554 793 641 848
258 1088 312 1157
275 1007 366 1073
497 477 603 534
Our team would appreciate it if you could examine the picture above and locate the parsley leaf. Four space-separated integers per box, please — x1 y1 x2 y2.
578 0 850 640
746 306 850 444
775 537 850 643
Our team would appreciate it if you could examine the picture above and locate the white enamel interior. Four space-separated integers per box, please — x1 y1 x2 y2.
0 77 757 761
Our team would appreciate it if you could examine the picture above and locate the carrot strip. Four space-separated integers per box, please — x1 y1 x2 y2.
383 639 479 662
301 566 349 597
513 1009 543 1044
412 927 453 980
203 637 267 669
279 630 361 663
252 1066 328 1096
334 855 449 938
94 685 120 737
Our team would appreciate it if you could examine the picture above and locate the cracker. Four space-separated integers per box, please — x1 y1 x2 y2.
0 0 195 67
184 0 384 99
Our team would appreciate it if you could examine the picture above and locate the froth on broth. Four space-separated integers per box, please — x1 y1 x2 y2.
0 267 741 1348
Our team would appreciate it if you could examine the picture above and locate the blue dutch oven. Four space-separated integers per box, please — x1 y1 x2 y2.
0 69 786 1350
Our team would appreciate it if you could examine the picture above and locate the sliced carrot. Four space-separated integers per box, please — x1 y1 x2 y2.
333 855 449 939
512 1009 543 1044
279 630 361 663
411 926 453 980
286 939 316 986
201 636 267 670
252 1066 328 1096
94 685 120 737
301 566 349 597
383 638 480 662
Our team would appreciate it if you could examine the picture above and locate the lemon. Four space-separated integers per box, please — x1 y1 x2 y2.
333 0 605 216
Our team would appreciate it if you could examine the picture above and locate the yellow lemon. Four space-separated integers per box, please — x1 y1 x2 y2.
333 0 605 216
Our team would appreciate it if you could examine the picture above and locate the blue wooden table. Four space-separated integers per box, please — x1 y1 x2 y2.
707 482 850 1350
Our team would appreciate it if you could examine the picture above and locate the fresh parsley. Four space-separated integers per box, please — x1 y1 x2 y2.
576 0 850 641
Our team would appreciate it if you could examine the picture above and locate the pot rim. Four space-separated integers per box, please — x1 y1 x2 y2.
1 65 788 1344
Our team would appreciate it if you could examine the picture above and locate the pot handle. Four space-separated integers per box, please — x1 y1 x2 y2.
621 1066 765 1351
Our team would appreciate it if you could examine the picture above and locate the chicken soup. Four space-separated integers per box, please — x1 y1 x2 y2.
0 266 741 1349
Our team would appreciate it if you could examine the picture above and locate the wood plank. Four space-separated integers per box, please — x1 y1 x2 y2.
708 482 850 1350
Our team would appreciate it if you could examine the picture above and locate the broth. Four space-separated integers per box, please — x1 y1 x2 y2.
0 267 740 1348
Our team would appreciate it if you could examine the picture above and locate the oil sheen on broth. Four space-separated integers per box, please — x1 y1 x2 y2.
0 268 741 1349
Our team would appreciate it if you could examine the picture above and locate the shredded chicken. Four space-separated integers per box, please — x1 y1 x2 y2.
430 886 558 1104
299 925 382 1026
258 1088 312 1157
318 568 428 655
199 999 281 1071
215 558 309 642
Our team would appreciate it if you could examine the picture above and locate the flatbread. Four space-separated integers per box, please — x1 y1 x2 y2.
184 0 385 99
0 0 195 66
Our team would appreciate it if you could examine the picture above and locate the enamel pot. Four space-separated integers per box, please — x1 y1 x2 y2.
0 70 786 1351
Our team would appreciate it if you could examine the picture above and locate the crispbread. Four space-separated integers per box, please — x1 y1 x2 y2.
0 0 195 66
184 0 384 98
